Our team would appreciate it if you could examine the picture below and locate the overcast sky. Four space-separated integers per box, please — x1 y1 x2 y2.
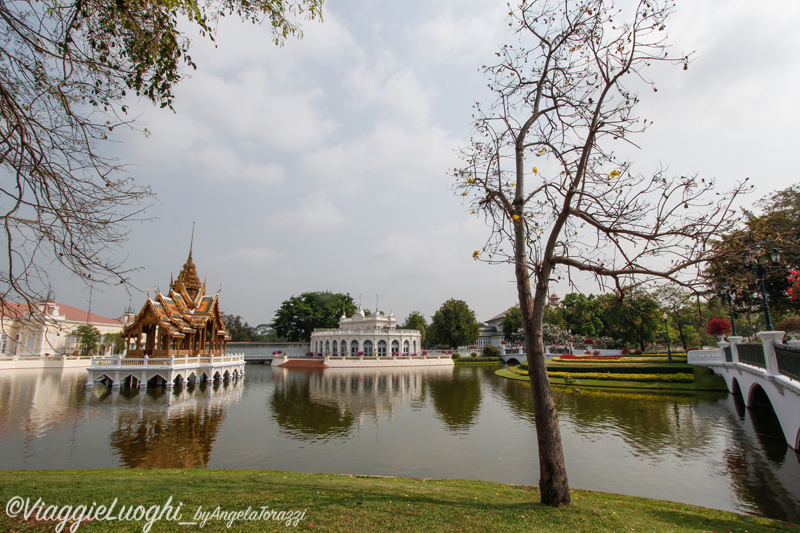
50 0 800 327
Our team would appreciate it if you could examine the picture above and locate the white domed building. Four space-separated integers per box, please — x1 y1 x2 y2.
310 306 421 357
273 306 453 368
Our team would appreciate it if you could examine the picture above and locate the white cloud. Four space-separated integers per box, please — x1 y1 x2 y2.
266 199 346 234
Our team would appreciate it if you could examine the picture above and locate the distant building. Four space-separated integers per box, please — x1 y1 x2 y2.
477 293 560 348
310 306 422 357
0 300 124 357
477 306 515 348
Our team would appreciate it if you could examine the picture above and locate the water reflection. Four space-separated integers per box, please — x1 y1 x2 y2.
0 369 86 444
429 366 482 433
722 394 800 523
89 380 243 468
269 366 454 441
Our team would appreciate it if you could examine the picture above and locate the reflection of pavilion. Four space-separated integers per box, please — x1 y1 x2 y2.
96 380 243 468
86 245 244 389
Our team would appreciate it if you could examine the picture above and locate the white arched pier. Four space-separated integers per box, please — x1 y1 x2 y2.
86 353 245 389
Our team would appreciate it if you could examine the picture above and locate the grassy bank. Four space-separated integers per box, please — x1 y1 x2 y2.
497 365 728 391
0 470 790 532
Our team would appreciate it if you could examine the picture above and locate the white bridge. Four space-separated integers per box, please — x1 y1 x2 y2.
86 354 245 389
688 331 800 450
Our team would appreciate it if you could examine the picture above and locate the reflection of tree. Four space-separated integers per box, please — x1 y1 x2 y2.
429 366 482 433
109 404 225 468
722 395 800 523
499 379 727 456
270 371 354 441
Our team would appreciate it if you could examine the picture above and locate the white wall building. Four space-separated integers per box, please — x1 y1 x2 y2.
310 307 422 357
1 301 126 357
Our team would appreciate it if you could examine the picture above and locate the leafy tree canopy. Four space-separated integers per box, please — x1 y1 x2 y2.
597 291 661 352
428 299 480 349
706 184 800 318
399 311 428 346
222 314 255 342
561 293 604 338
501 306 523 342
272 292 356 342
77 324 101 355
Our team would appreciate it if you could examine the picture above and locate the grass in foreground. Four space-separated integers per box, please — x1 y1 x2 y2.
0 470 792 532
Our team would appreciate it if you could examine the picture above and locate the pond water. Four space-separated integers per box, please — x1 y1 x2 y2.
1 364 798 522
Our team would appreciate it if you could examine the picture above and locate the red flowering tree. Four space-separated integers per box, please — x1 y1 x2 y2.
583 337 595 346
705 318 732 338
787 270 800 301
777 317 800 333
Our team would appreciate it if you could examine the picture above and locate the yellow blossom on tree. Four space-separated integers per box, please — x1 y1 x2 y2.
512 214 521 222
470 210 476 215
467 178 475 183
532 167 538 174
461 192 468 196
609 170 621 178
473 250 481 259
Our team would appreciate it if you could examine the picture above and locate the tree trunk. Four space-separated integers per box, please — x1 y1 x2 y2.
514 241 570 505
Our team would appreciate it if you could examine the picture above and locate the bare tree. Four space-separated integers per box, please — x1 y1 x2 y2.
0 0 323 311
455 0 750 505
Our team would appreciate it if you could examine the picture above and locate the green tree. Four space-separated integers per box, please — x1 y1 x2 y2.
453 0 746 505
427 299 480 349
542 305 567 330
0 0 323 313
104 333 127 355
501 307 523 342
654 285 706 350
706 185 800 319
598 292 661 352
272 292 356 342
561 294 604 338
77 324 101 356
222 314 255 342
399 311 428 346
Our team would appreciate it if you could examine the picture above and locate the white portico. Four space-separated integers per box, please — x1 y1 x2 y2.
310 307 421 357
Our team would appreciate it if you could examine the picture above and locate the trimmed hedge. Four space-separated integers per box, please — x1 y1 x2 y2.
509 365 693 383
546 364 691 375
549 372 694 383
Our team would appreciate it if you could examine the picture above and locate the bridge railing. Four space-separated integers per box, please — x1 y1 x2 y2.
723 345 732 362
774 345 800 381
736 343 766 369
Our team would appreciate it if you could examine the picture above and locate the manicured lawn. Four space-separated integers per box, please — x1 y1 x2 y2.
0 470 790 532
497 365 728 391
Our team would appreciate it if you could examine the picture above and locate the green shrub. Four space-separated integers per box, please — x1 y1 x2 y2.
452 353 461 360
483 345 499 357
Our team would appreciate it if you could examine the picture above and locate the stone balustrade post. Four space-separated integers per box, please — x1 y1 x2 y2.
757 330 784 376
717 340 729 363
727 336 743 364
143 355 148 367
